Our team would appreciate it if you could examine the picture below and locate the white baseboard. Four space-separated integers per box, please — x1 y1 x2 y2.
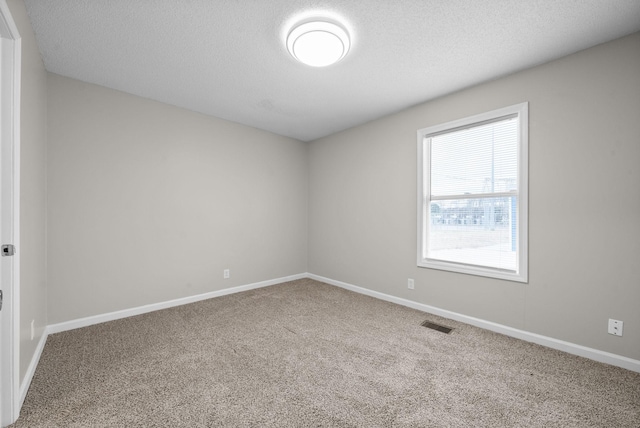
308 273 640 373
47 273 307 334
20 330 48 408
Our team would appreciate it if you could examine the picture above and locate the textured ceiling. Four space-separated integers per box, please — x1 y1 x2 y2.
24 1 640 142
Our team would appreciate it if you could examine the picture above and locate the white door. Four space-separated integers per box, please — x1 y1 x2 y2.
0 2 20 426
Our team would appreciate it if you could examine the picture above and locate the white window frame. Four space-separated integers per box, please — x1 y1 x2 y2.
417 102 528 283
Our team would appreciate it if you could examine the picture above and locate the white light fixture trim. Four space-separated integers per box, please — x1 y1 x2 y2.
287 21 350 67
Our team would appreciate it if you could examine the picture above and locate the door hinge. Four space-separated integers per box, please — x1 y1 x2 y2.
0 290 3 311
2 244 15 257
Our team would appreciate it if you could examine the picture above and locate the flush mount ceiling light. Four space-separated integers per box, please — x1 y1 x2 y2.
286 20 350 67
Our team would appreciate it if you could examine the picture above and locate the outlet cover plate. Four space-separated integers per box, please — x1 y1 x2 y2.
608 319 623 336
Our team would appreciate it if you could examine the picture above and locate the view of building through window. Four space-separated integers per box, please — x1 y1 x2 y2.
428 197 517 270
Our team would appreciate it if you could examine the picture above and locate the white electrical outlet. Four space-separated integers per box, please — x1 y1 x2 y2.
608 319 623 336
407 278 415 290
223 269 230 279
31 320 35 341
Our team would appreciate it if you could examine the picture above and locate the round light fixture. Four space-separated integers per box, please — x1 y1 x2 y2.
286 21 350 67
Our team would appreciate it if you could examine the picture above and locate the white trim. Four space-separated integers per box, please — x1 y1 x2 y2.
19 331 46 408
517 102 529 283
47 273 307 334
0 1 21 426
307 273 640 373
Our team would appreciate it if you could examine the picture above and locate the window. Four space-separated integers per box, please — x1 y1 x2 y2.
417 103 528 282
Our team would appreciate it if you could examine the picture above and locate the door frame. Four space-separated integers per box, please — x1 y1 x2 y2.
0 1 20 426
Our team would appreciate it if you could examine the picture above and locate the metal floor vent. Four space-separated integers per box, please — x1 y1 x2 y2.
421 320 453 334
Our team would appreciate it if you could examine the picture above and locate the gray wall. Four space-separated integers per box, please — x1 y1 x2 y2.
47 75 308 324
308 33 640 360
8 0 48 385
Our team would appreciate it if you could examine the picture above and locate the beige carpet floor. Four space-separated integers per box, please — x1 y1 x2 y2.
11 278 640 427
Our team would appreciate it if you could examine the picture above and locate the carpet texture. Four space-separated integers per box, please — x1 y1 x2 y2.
11 279 640 427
